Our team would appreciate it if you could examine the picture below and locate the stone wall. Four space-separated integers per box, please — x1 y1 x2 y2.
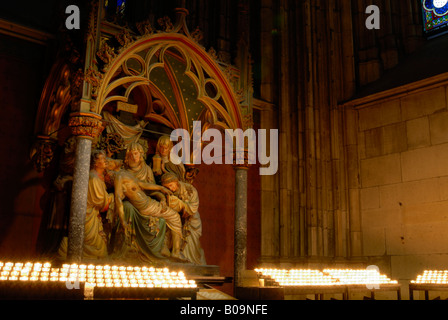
0 34 49 259
352 74 448 282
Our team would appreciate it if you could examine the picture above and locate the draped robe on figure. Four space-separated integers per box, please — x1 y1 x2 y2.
58 170 112 260
110 159 170 263
168 181 206 265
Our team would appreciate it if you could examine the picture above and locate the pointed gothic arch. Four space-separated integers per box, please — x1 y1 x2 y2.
92 27 244 139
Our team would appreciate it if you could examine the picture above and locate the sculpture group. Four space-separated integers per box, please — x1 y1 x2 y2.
56 133 206 266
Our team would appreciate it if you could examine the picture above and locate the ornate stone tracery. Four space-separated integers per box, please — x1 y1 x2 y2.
31 36 85 172
89 8 245 140
33 4 253 273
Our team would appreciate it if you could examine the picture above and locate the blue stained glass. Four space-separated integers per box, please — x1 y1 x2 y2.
422 0 448 36
423 0 448 16
116 0 126 15
105 0 126 13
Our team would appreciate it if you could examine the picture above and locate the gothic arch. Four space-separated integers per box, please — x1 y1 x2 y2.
91 12 244 138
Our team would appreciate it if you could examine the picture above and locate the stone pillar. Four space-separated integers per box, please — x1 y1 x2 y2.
233 158 250 291
257 99 279 260
66 112 105 262
344 107 363 257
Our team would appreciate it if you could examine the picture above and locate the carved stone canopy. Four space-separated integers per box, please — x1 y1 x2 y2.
89 8 246 140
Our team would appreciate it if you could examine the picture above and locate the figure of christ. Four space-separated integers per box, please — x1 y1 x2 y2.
113 169 184 260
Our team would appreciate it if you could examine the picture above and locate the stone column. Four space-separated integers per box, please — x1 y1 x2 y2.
233 156 250 291
345 107 363 257
257 99 279 261
67 112 105 262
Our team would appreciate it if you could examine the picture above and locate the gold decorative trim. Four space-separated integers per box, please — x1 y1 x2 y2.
68 112 105 140
190 26 204 44
90 7 246 133
136 20 155 36
116 29 134 49
232 149 252 169
157 16 175 32
35 50 83 139
85 66 104 98
96 41 116 71
30 135 58 173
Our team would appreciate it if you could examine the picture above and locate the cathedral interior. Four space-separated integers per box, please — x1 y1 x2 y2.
1 0 448 301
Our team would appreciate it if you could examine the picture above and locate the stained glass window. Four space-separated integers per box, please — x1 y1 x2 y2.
117 0 126 15
105 0 126 14
422 0 448 38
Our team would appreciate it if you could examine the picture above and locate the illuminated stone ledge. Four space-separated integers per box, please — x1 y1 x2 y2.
411 270 448 284
0 261 199 300
250 267 402 300
254 268 398 287
409 270 448 300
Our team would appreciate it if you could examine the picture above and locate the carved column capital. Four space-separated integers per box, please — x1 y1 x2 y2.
68 112 105 140
232 149 252 170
